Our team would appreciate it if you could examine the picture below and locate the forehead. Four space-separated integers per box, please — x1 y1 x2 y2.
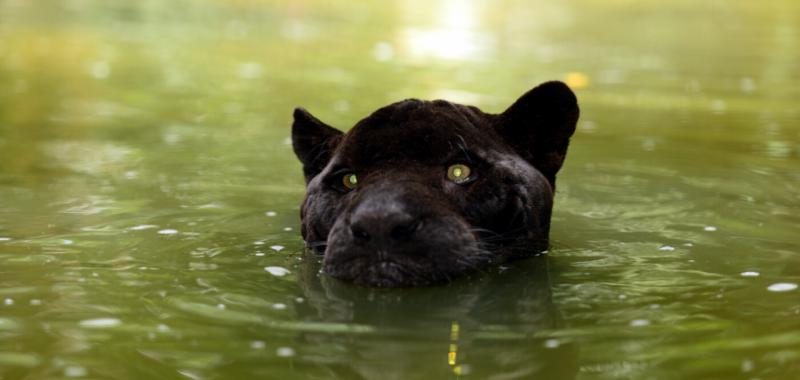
334 99 502 166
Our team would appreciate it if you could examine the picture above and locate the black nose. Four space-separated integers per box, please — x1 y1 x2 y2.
349 206 420 247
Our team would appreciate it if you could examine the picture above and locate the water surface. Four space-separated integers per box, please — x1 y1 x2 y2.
1 0 799 379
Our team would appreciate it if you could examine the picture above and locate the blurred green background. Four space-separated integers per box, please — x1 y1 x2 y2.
1 0 799 379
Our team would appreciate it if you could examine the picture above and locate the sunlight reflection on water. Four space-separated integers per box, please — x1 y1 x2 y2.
0 0 799 379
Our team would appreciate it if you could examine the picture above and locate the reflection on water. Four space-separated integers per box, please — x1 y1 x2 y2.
401 0 490 62
293 256 577 380
1 0 800 379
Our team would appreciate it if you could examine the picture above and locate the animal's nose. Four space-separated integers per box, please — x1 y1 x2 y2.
349 206 420 247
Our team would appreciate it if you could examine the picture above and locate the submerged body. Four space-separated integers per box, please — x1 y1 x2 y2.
292 81 579 287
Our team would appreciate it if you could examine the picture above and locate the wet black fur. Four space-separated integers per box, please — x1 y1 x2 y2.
291 81 579 287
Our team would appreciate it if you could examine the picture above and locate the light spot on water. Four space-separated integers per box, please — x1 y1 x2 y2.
255 252 265 257
659 245 675 251
276 347 295 357
158 229 179 235
273 303 287 310
178 369 204 380
163 132 181 145
89 60 110 79
270 245 285 252
250 340 266 349
766 140 792 158
544 339 560 348
767 283 797 292
704 226 717 232
62 239 73 245
3 298 13 306
333 99 350 113
254 241 265 246
264 266 291 277
64 366 87 377
579 120 597 133
237 62 263 79
189 262 218 271
265 211 277 217
29 299 42 306
598 69 625 84
0 237 11 241
295 297 304 303
740 77 757 93
217 304 226 310
741 271 760 277
564 72 590 89
283 227 293 232
642 138 656 151
157 324 170 332
630 319 650 327
129 224 158 231
79 318 121 328
741 359 754 372
373 41 395 62
710 99 727 114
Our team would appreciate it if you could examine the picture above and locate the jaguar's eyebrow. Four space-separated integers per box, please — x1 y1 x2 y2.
446 136 485 165
327 165 355 176
454 134 470 160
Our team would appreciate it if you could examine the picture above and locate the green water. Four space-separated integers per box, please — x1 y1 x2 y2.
1 0 799 379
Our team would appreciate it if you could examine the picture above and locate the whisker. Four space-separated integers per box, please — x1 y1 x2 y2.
305 240 328 248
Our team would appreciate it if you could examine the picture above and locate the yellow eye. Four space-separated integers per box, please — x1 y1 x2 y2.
447 164 472 183
342 173 358 189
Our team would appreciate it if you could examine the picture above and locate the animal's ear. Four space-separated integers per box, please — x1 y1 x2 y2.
292 107 344 182
495 81 579 187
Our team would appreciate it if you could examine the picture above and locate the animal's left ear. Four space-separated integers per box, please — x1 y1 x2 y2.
495 81 579 187
292 107 344 183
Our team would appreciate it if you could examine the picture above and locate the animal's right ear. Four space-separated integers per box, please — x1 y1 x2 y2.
292 107 344 183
